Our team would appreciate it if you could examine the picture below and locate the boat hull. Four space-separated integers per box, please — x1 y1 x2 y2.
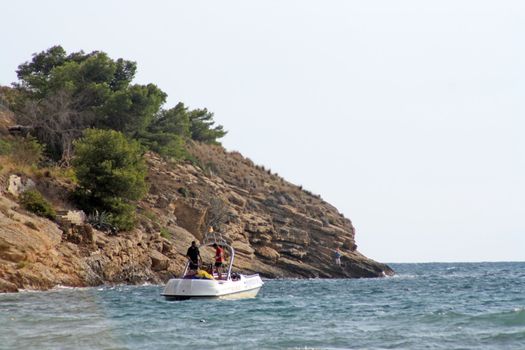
162 274 263 300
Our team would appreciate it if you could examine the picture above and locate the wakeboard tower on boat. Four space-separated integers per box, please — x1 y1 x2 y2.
162 229 263 300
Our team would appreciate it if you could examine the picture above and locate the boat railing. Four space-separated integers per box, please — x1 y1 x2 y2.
201 229 234 281
180 241 235 281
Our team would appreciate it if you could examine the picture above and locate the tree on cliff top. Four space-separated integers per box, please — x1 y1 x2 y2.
16 46 167 134
188 107 227 144
12 45 226 162
16 46 140 103
138 102 227 160
72 129 148 230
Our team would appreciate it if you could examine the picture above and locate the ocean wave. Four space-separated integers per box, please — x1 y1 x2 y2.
51 285 86 291
406 308 525 329
387 274 419 279
470 309 525 327
482 330 525 342
419 310 468 325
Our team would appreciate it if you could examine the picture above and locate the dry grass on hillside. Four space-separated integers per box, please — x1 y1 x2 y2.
186 141 349 227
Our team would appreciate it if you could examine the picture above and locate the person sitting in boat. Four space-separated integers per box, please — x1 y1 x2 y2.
186 241 201 271
213 243 225 279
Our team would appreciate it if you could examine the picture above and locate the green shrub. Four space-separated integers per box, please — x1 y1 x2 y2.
20 190 56 220
138 132 188 160
160 227 171 239
142 209 157 222
59 167 77 184
86 210 115 233
0 136 44 165
101 198 136 230
0 138 12 155
9 136 44 166
73 129 148 231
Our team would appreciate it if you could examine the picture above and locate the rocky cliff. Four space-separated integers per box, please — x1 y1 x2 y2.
0 112 393 293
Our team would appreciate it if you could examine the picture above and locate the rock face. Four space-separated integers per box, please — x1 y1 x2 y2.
164 143 393 279
0 129 393 292
7 175 35 197
0 194 185 292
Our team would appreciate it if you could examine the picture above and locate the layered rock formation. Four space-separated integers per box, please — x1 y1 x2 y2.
144 143 393 279
0 112 393 292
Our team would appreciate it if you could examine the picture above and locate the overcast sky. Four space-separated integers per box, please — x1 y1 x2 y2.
2 1 524 262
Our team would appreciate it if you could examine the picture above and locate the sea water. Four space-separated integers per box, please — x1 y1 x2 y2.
1 262 524 349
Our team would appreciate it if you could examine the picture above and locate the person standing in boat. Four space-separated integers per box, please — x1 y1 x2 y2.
213 243 225 279
186 241 201 272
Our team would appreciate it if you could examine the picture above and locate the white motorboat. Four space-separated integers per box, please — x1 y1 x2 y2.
162 237 263 300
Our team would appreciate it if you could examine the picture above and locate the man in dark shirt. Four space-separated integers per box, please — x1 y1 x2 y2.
186 241 201 270
213 243 224 279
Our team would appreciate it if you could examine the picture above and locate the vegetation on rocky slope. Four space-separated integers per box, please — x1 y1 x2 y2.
0 46 393 292
9 46 225 162
72 129 148 230
3 46 227 230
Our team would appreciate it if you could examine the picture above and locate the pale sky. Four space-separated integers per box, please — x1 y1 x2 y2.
2 1 524 263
